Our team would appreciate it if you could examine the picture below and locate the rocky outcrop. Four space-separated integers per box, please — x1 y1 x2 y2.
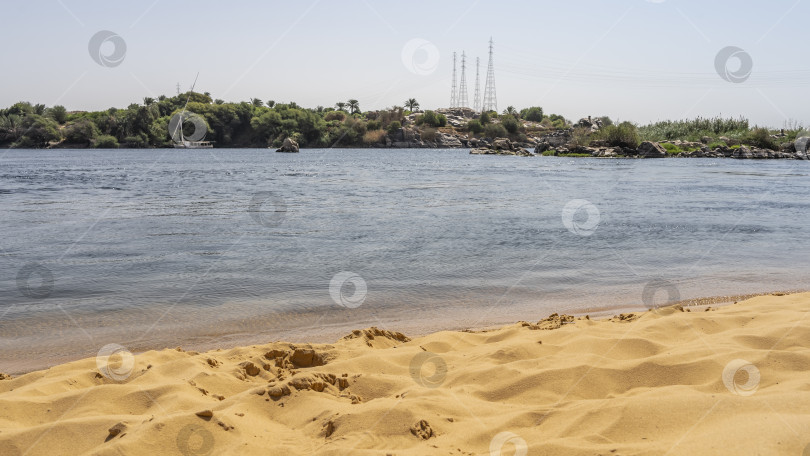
471 138 534 156
637 141 668 158
435 133 463 148
575 116 604 132
534 130 573 153
386 128 425 148
275 137 299 153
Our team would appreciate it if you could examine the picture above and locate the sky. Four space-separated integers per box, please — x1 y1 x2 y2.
1 0 808 127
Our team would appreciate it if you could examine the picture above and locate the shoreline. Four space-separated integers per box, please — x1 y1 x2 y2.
2 288 802 376
2 291 809 455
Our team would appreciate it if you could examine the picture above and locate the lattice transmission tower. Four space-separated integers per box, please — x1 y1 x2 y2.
482 38 497 113
473 57 481 113
449 52 457 108
458 52 468 108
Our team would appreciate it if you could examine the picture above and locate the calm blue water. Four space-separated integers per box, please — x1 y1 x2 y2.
1 148 809 371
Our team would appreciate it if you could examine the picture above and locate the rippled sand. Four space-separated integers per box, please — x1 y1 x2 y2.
2 292 809 455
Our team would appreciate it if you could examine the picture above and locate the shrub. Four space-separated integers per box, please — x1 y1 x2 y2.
48 105 68 124
594 121 640 148
638 116 749 142
95 134 119 148
63 119 99 145
365 120 381 131
744 127 778 150
324 111 346 122
571 126 592 147
479 111 490 124
387 121 401 134
661 143 682 154
362 129 386 145
467 119 483 134
484 123 508 138
501 116 520 134
416 110 447 128
421 127 438 142
520 106 544 122
547 114 568 129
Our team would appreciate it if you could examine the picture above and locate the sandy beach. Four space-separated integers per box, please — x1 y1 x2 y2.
1 292 809 455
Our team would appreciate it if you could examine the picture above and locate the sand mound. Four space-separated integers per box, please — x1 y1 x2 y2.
2 293 810 455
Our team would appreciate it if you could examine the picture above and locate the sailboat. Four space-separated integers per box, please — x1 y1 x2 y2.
171 73 214 149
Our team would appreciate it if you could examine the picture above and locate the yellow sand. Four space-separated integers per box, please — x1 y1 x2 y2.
2 292 810 455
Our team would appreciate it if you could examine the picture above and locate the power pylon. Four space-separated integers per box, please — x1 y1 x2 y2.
458 52 469 108
473 57 481 113
482 38 497 113
450 52 457 108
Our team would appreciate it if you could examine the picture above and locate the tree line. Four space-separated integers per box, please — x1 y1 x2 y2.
0 94 563 149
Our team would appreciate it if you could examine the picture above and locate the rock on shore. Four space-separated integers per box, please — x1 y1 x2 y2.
275 137 300 153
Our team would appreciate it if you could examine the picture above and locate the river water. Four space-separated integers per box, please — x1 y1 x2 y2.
1 148 808 372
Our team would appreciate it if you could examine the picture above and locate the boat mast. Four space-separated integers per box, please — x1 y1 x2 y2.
172 72 200 145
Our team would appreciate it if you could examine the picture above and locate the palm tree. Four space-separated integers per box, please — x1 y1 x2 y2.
335 102 347 112
503 106 518 117
143 97 155 106
347 99 360 115
267 100 276 108
404 98 419 112
251 98 263 107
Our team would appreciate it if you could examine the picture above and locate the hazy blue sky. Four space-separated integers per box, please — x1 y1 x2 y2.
2 0 808 126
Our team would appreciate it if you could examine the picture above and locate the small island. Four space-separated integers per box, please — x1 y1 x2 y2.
0 96 807 160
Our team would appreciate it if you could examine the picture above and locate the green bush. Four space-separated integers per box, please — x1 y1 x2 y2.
387 121 401 134
520 106 544 122
63 119 99 145
416 110 447 128
479 111 491 124
467 119 483 134
743 127 778 150
547 114 568 129
501 116 520 134
638 116 749 142
484 123 508 138
366 120 381 131
661 143 682 154
48 105 68 124
324 111 345 122
594 121 640 148
18 115 60 147
95 135 119 148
